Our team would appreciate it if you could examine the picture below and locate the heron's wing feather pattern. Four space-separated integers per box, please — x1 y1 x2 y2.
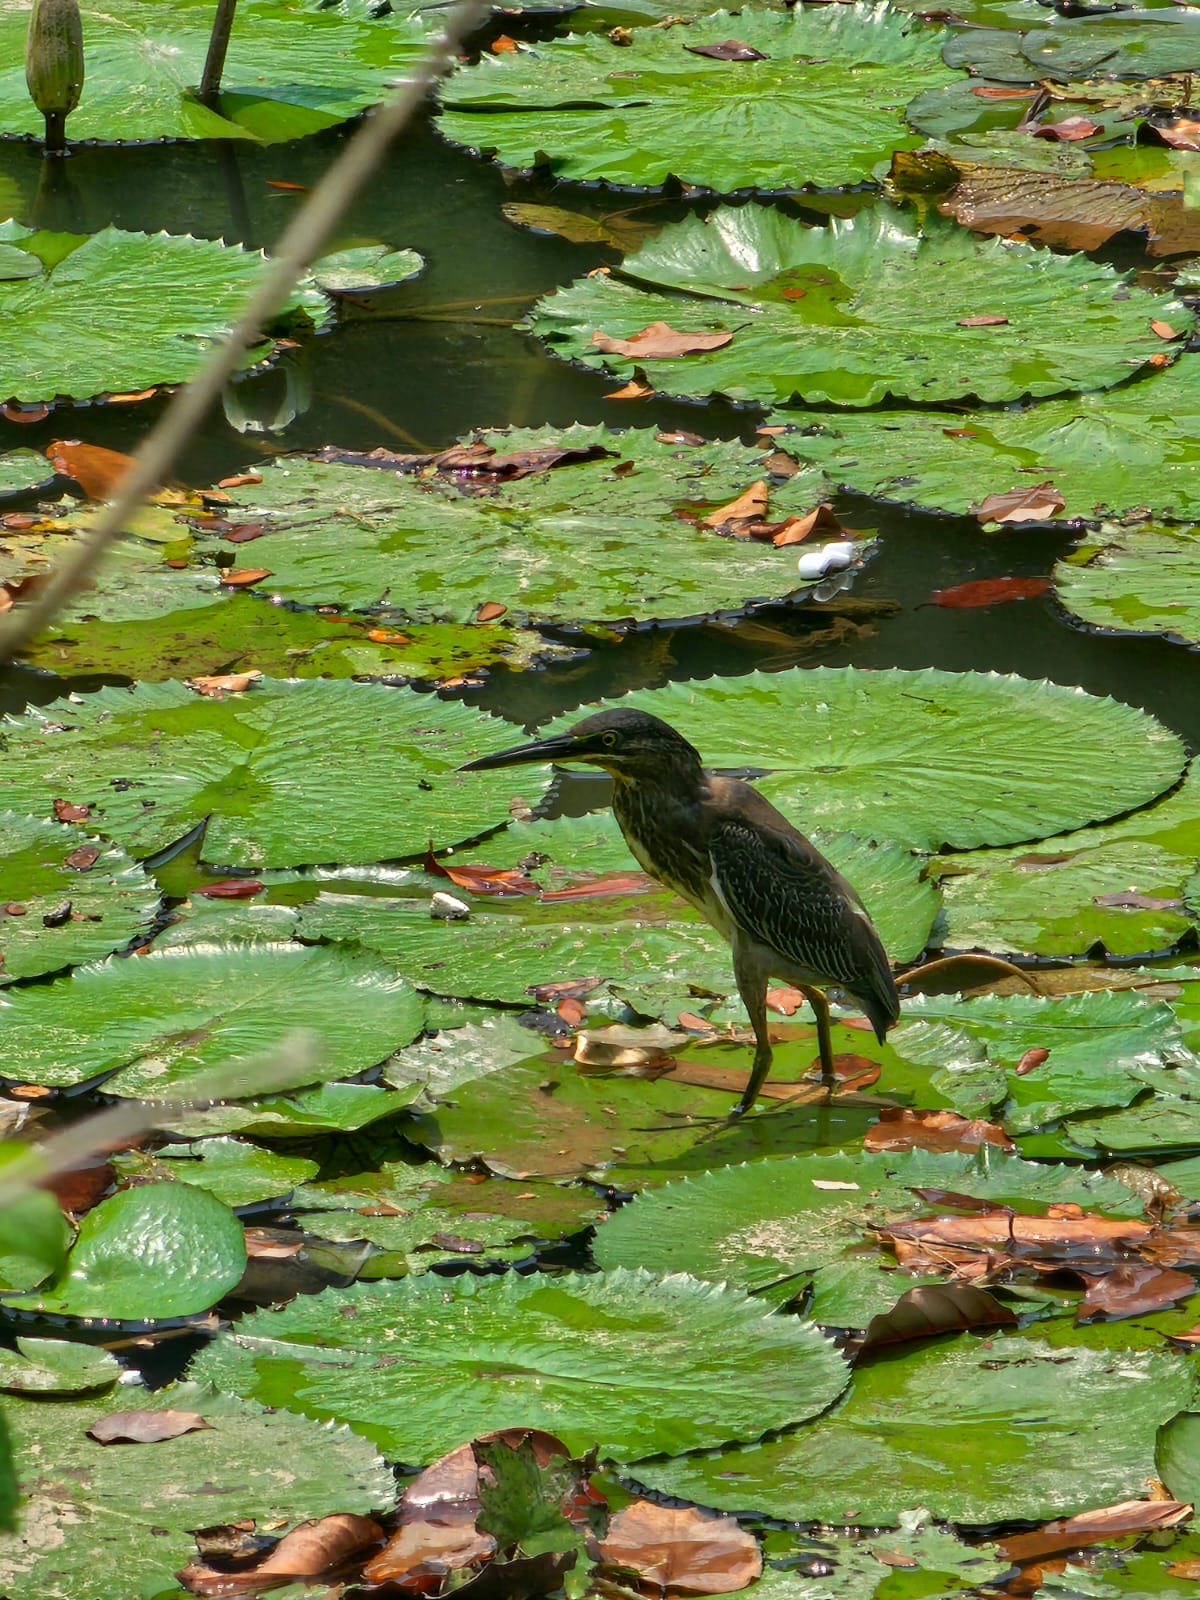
706 782 899 1033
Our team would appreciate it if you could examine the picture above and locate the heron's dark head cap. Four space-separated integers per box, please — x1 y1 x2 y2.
460 706 703 778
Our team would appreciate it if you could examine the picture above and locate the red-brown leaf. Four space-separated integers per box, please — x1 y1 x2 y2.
703 481 769 528
956 314 1010 327
45 440 138 500
997 1499 1191 1562
52 798 92 824
476 601 508 622
193 878 266 900
64 844 100 871
180 1513 383 1595
1029 116 1101 141
540 871 655 901
1077 1262 1196 1321
930 576 1050 608
1014 1046 1049 1076
683 38 769 58
863 1106 1015 1155
220 569 272 588
425 844 538 896
186 671 263 696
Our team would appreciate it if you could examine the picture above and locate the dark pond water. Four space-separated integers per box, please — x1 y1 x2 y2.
1 107 1197 754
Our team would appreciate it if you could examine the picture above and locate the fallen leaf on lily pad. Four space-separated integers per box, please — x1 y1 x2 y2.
180 1512 383 1595
590 323 734 359
863 1107 1015 1155
975 482 1066 523
683 39 769 60
1029 116 1100 141
997 1499 1191 1562
597 1501 761 1595
89 1408 211 1445
186 671 263 696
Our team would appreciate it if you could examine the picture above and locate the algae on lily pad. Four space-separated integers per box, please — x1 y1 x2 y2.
179 427 833 625
0 812 159 982
0 678 540 866
0 1383 393 1600
0 225 328 405
0 941 424 1096
0 0 439 144
632 1333 1192 1524
188 1268 849 1461
532 668 1185 851
527 207 1181 409
784 356 1200 521
438 4 956 193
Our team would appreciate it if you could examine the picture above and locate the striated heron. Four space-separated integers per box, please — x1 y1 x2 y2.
462 707 900 1115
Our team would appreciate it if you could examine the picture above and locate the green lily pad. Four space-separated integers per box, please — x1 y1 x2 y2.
894 989 1194 1133
632 1333 1192 1524
0 0 439 144
312 243 424 293
181 427 833 625
188 1268 849 1461
527 208 1181 408
0 1339 121 1394
534 668 1185 851
134 1137 321 1207
784 355 1200 521
0 1382 394 1600
0 1153 71 1291
0 812 159 982
438 6 957 193
944 10 1200 83
166 1079 417 1138
0 225 328 406
0 942 424 1096
294 812 935 1008
23 595 572 684
593 1147 1144 1325
1055 523 1200 644
3 1181 245 1320
0 678 541 867
0 448 54 499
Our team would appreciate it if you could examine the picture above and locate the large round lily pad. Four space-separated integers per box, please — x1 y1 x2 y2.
0 225 328 405
438 5 957 193
784 356 1200 520
0 812 159 983
527 208 1181 408
188 1268 849 1461
0 941 424 1096
0 1383 393 1600
632 1333 1193 1524
170 426 833 624
0 0 439 144
1055 524 1200 644
533 668 1185 851
0 678 540 867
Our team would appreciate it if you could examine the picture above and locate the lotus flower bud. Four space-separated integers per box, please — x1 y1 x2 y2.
25 0 84 154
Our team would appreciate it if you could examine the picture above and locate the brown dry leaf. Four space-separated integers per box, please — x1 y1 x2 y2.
606 378 655 399
425 844 538 897
216 473 263 489
64 844 100 871
759 448 801 477
1151 318 1182 340
220 569 273 588
863 1107 1015 1155
860 1283 1017 1352
1029 115 1101 141
367 628 413 645
89 1408 211 1445
527 977 603 1003
476 601 508 622
765 986 805 1016
192 879 266 900
557 996 587 1027
1094 890 1182 910
974 482 1066 523
939 163 1155 254
1169 1554 1200 1578
703 481 769 528
683 38 769 58
970 84 1036 98
3 402 52 424
180 1513 383 1596
365 1519 495 1585
997 1499 1192 1562
656 429 706 446
491 31 518 49
52 799 92 823
598 1501 761 1595
590 322 733 358
773 503 848 547
45 439 138 499
1152 116 1200 151
243 1229 305 1259
1077 1262 1196 1320
1014 1046 1049 1075
931 577 1050 607
574 1023 689 1070
186 671 263 696
956 314 1009 327
879 1211 1156 1262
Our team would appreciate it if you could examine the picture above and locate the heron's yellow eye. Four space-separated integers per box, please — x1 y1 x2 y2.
601 731 618 749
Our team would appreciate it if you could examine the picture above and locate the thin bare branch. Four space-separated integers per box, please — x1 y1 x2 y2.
0 0 490 666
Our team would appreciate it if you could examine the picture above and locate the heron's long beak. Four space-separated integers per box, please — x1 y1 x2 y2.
460 732 584 771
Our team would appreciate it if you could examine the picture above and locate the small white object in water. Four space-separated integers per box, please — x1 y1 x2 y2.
430 891 471 921
796 540 857 579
